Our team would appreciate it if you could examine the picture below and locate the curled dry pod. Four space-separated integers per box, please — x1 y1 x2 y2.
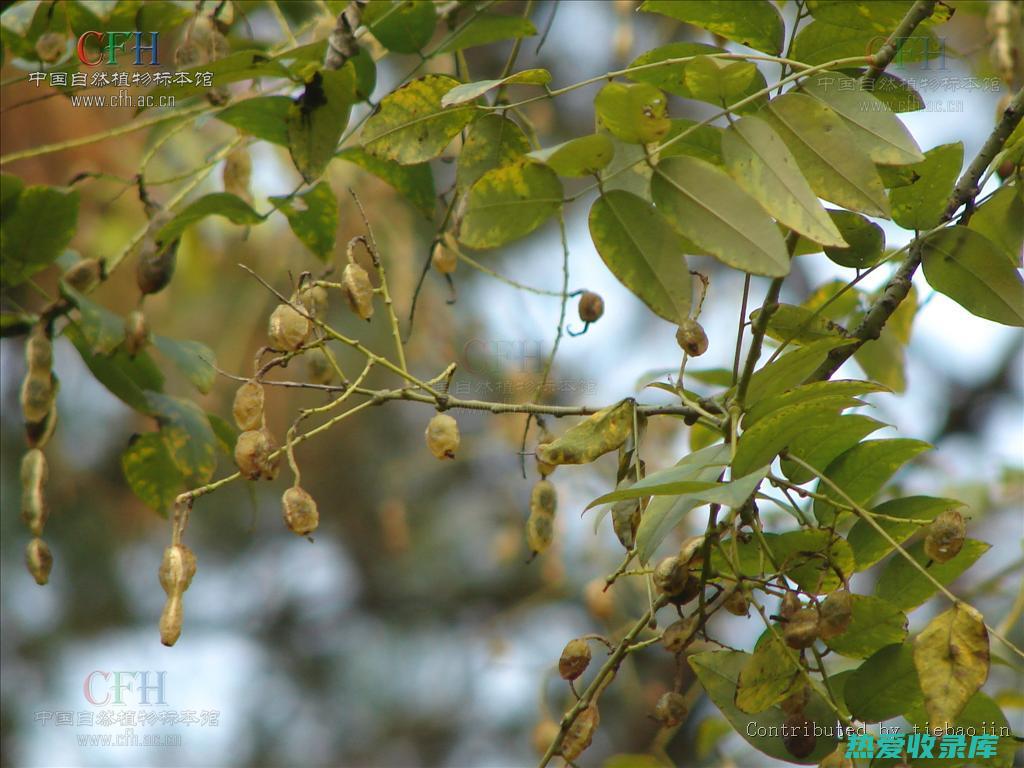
267 304 311 351
26 537 53 585
531 718 561 757
780 684 810 716
222 146 252 202
123 310 149 356
234 428 279 480
232 380 265 431
924 509 966 563
653 691 688 728
561 705 599 762
784 607 820 649
676 318 709 356
611 498 641 550
782 714 816 759
530 480 557 518
299 284 329 319
25 328 52 374
20 449 48 537
25 399 58 449
158 544 197 597
282 486 320 536
577 291 605 323
342 262 374 321
63 257 103 293
35 31 67 63
526 510 554 556
431 239 457 274
425 413 460 460
160 593 184 646
653 555 689 597
722 586 749 616
817 589 853 641
558 638 591 681
306 348 336 385
662 615 699 654
20 371 56 425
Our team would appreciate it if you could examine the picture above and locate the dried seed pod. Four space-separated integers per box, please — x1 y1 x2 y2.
306 348 336 385
232 381 265 431
20 371 56 425
35 32 67 63
234 428 279 480
174 40 203 67
530 480 557 518
268 304 311 351
653 555 688 597
425 413 460 460
526 510 554 556
282 486 320 536
25 400 58 449
63 257 103 293
784 608 820 649
722 586 749 616
924 509 966 563
676 318 709 356
782 714 816 759
674 574 702 605
123 310 149 356
780 684 810 716
26 538 53 585
561 705 599 761
158 544 197 596
20 449 48 537
780 590 801 619
661 615 699 654
584 578 614 622
531 718 561 757
25 328 52 374
653 691 688 727
298 284 329 319
611 498 641 550
817 589 853 641
577 291 605 323
136 226 178 296
160 593 184 646
431 240 457 274
342 262 374 321
535 427 557 478
558 638 591 681
222 146 252 202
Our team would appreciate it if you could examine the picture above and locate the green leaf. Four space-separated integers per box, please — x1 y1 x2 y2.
745 379 885 426
269 182 338 261
800 71 923 165
722 115 846 247
866 72 925 113
152 335 216 394
456 114 531 192
216 96 292 146
156 192 262 244
652 156 790 276
848 496 964 571
457 159 562 249
626 42 724 97
363 0 436 54
684 56 760 109
792 20 942 66
875 539 990 611
436 12 536 54
62 285 124 355
903 692 1016 768
781 414 887 484
763 93 890 218
640 0 784 55
440 69 550 107
770 529 855 594
845 643 922 723
744 337 857 407
806 1 923 31
754 303 847 347
891 142 963 230
589 464 766 509
528 134 614 177
287 67 356 183
812 438 931 525
734 402 853 479
600 138 655 201
1 173 24 221
64 324 163 414
688 651 839 764
0 185 78 286
659 119 724 164
735 633 802 713
143 50 291 109
207 413 238 456
914 604 990 729
824 594 908 658
145 392 217 485
337 147 435 218
821 210 885 268
588 190 692 324
594 82 670 145
362 74 478 165
921 226 1024 327
121 432 183 517
968 186 1024 265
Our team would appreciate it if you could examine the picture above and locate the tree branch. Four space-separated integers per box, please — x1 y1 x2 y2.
860 0 938 87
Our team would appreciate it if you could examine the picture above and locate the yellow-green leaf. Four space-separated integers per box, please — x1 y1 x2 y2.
845 643 922 723
848 496 965 571
824 594 908 658
876 539 990 611
337 147 436 218
269 182 338 261
781 414 886 484
287 67 356 183
735 633 802 713
594 82 670 145
641 0 785 55
536 401 634 466
891 142 963 230
822 210 885 268
684 56 758 108
1 184 79 287
968 186 1024 266
456 114 530 192
156 192 262 244
440 69 550 107
457 159 562 249
363 0 436 54
914 604 990 730
145 392 217 485
435 12 535 53
528 134 614 177
121 432 183 517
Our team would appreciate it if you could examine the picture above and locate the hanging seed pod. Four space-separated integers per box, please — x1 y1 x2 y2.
782 714 816 759
136 214 178 296
784 607 820 649
306 348 336 385
535 426 557 478
584 578 614 622
611 498 641 550
673 574 702 605
158 544 197 596
123 310 149 356
780 590 801 619
558 638 591 681
676 318 709 356
653 691 688 727
160 593 184 646
722 586 750 616
531 719 561 757
25 400 58 449
25 328 52 374
342 262 374 321
268 304 311 351
653 555 689 597
924 509 966 563
661 615 699 654
26 538 53 585
174 39 203 67
425 413 460 460
63 257 103 293
780 684 810 716
232 381 265 431
35 32 67 63
577 291 605 323
234 428 279 480
526 509 554 556
530 480 557 518
817 589 853 641
298 284 329 319
282 486 320 536
222 146 252 202
561 705 599 762
431 239 458 274
20 449 48 537
20 371 56 425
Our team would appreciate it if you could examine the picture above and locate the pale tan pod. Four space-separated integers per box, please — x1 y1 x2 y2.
20 449 48 537
158 544 197 596
341 262 374 320
561 705 599 761
160 593 184 646
282 486 320 536
232 381 265 431
26 538 53 585
425 413 460 459
267 304 311 351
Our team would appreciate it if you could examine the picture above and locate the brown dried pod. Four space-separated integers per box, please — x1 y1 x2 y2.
661 615 699 654
123 310 149 356
577 291 605 323
924 509 966 564
158 544 197 597
431 240 458 274
25 328 52 374
222 146 252 202
780 590 801 619
136 214 178 295
306 348 336 385
653 691 688 727
653 555 689 597
561 705 599 761
25 399 58 449
20 371 56 425
342 262 374 321
232 381 265 431
530 480 557 518
722 586 749 616
611 498 641 550
531 718 561 757
817 589 853 641
282 486 320 536
780 684 810 716
673 574 702 605
526 509 554 556
558 638 592 681
425 413 460 460
298 284 329 319
784 608 820 649
35 32 67 63
63 257 103 293
234 428 279 480
676 318 709 356
160 593 184 646
20 449 49 537
26 537 53 585
782 714 816 759
268 304 311 351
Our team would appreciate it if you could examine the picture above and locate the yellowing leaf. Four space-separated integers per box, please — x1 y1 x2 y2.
594 82 670 144
914 604 990 730
536 401 634 466
121 432 183 517
684 56 758 108
456 115 530 191
735 633 802 713
529 134 614 177
287 67 356 183
457 159 562 249
824 594 908 658
968 186 1024 266
269 182 338 261
891 142 963 230
440 69 550 107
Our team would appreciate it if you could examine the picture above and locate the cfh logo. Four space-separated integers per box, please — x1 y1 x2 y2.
83 671 167 706
76 31 160 66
